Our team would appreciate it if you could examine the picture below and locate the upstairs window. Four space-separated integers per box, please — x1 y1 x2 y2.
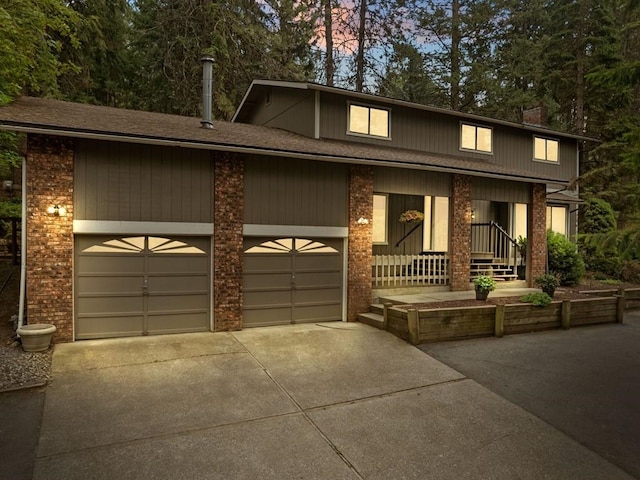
534 137 559 162
461 123 492 153
349 104 390 138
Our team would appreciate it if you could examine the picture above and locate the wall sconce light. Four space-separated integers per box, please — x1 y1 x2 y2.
357 217 369 225
47 205 66 217
471 210 476 220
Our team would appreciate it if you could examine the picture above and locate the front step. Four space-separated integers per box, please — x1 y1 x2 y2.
470 254 518 281
357 312 385 329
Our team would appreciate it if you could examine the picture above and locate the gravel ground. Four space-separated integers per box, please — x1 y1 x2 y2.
0 263 53 392
0 344 52 392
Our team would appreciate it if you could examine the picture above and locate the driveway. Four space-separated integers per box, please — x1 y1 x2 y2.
420 311 640 479
31 322 634 479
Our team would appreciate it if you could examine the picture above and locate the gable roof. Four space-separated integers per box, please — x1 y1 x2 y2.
233 80 598 143
0 96 571 185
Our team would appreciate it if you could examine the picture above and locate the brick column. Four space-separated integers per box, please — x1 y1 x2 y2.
26 135 74 342
347 165 373 322
528 183 547 285
213 153 244 331
449 174 472 291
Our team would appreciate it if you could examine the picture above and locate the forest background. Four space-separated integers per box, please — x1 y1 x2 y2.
1 0 640 277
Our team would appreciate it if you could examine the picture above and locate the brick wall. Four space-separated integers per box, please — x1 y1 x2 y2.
347 165 373 321
26 135 74 342
449 174 472 291
528 183 547 285
213 153 244 331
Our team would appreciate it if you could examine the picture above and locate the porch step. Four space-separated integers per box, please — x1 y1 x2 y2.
357 312 385 329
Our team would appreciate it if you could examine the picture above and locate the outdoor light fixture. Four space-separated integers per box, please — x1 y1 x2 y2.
471 210 476 220
47 205 66 217
357 217 369 225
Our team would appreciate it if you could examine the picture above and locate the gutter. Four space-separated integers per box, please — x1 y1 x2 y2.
0 123 570 186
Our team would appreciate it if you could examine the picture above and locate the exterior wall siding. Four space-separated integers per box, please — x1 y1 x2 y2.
244 155 348 226
318 92 577 183
373 166 451 196
471 177 529 203
75 139 213 223
347 165 373 321
528 183 547 284
213 153 244 331
245 87 315 137
449 174 472 291
26 135 74 342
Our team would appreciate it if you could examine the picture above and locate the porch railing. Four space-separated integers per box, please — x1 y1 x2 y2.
470 221 519 271
372 253 449 287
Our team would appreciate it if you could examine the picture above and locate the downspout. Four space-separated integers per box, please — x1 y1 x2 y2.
17 154 26 329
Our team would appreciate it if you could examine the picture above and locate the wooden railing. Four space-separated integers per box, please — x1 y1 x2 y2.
372 253 449 287
471 221 519 270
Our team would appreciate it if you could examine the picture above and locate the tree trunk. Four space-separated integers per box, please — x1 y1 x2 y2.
450 0 460 110
323 0 334 86
356 0 367 92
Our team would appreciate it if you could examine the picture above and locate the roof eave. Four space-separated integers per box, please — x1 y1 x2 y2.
0 121 569 186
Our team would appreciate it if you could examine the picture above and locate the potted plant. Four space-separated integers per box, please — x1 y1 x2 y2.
534 273 560 298
473 275 497 300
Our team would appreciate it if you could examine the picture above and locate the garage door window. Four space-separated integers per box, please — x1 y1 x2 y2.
82 236 206 255
245 238 338 254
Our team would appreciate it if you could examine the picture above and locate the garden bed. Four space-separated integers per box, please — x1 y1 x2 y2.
384 288 640 345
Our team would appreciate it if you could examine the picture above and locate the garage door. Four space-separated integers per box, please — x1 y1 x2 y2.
75 236 210 339
243 237 343 327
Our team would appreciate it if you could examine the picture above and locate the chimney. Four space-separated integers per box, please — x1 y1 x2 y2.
522 106 547 127
201 54 214 129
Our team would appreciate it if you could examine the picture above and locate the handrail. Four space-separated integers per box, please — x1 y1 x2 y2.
470 221 520 273
395 222 422 248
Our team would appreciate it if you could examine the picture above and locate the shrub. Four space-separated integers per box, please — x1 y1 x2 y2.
578 198 621 277
520 292 553 307
547 231 585 286
473 275 497 292
621 260 640 283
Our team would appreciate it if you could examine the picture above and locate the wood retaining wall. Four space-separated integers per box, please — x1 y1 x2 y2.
385 287 640 345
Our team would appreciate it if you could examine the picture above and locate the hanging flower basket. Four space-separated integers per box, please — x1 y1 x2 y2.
399 210 424 224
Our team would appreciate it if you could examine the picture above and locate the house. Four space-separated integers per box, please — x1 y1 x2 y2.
0 75 592 342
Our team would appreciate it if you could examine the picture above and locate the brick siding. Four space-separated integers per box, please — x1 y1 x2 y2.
347 165 373 321
449 174 472 291
528 183 547 284
213 153 244 331
26 135 74 342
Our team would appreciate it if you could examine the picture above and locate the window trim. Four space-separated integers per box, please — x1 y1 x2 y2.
347 102 391 140
533 135 559 163
372 193 389 245
459 122 493 155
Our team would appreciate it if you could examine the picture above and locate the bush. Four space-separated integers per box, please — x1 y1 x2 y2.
621 260 640 283
547 231 585 286
579 198 621 277
520 292 553 307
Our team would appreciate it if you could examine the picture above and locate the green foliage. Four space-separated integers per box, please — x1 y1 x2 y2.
473 275 497 292
520 292 553 307
621 260 640 283
547 231 585 286
0 198 21 218
534 273 560 290
579 197 621 276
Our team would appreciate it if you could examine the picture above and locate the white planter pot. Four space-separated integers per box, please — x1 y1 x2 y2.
17 324 56 352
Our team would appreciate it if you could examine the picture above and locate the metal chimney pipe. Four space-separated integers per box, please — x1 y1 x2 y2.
201 54 214 129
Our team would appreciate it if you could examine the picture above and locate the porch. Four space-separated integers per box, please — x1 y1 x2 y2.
372 221 522 287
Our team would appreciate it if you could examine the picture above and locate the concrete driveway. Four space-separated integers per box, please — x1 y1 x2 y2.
33 322 633 479
421 311 640 479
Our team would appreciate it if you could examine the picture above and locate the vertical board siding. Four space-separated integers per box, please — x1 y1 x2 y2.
75 139 213 222
244 155 348 226
318 92 577 183
471 177 529 203
248 88 315 138
373 167 451 196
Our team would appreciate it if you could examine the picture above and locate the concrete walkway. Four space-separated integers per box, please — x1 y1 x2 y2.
31 323 633 479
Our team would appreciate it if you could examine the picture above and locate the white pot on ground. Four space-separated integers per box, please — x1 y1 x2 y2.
17 324 56 352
